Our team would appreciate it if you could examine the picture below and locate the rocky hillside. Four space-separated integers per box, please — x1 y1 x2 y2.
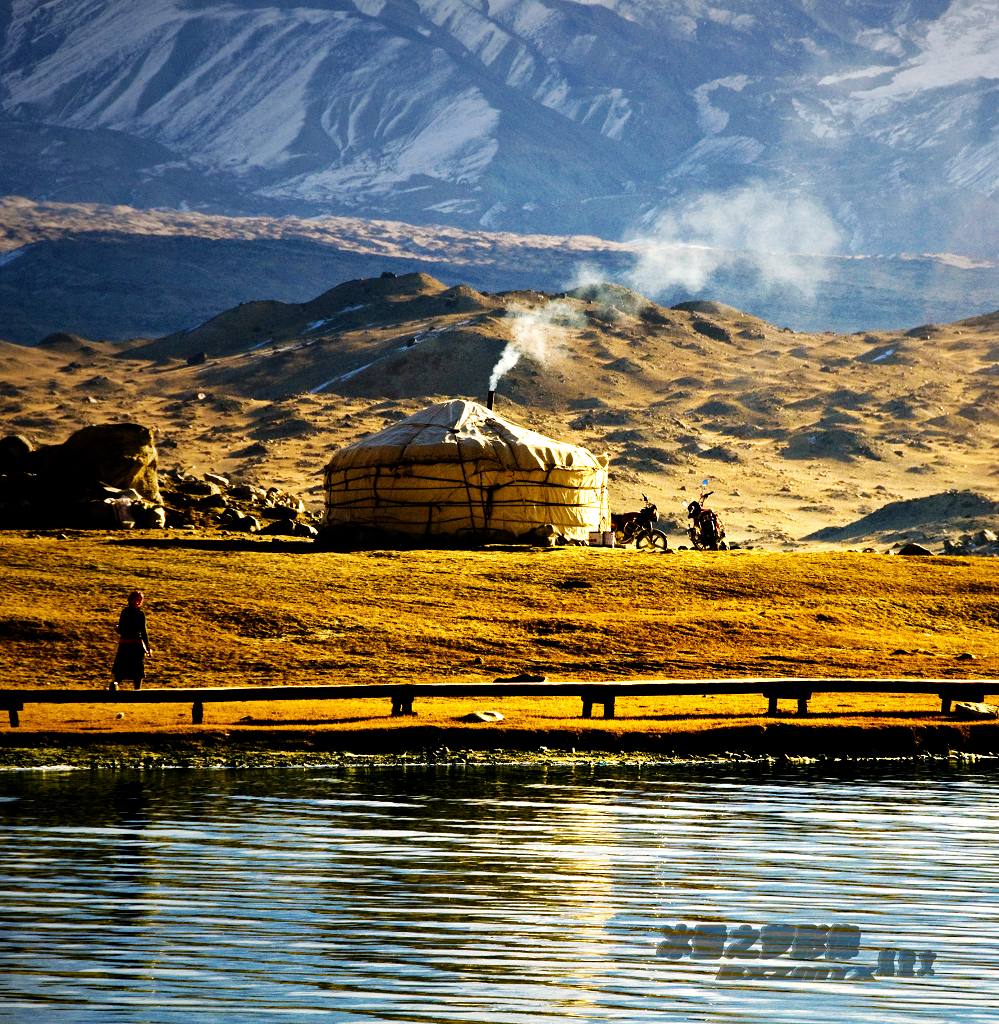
2 272 997 546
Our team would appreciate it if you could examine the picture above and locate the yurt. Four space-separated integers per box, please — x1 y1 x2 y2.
323 399 609 541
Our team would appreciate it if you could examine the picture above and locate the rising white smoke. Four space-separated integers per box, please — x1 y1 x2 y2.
487 184 844 390
488 343 520 390
626 183 844 300
487 300 580 390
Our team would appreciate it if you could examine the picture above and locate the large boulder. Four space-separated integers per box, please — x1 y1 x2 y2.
30 423 161 503
0 434 34 476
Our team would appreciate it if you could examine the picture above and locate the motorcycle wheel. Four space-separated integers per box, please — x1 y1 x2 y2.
636 529 668 551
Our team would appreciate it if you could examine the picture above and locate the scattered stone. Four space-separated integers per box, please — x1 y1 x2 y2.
180 479 221 497
897 542 933 556
460 710 505 723
204 473 230 488
134 505 166 529
258 519 317 538
261 502 300 521
219 508 261 532
955 652 976 660
951 701 997 720
106 496 137 528
494 673 548 683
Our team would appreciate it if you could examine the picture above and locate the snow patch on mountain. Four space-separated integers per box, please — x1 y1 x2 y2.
353 0 387 15
849 0 999 103
693 76 751 135
818 65 898 86
260 78 499 201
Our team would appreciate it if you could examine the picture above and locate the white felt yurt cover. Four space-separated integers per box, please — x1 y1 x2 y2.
323 400 609 539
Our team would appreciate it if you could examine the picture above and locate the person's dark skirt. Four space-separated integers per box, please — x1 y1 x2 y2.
112 643 145 686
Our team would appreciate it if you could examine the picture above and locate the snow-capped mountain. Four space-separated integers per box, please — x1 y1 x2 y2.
1 0 997 255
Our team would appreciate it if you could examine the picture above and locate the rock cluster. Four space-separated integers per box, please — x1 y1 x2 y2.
941 529 999 556
159 468 318 537
0 423 164 529
0 423 318 536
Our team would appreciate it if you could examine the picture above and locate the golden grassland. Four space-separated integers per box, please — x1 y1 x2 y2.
0 531 997 740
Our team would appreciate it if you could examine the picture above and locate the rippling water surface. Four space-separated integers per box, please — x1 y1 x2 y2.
0 763 996 1023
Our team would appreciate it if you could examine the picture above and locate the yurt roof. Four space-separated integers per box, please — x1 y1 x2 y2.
325 399 607 473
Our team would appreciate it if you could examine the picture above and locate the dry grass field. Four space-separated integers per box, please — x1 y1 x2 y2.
1 531 997 739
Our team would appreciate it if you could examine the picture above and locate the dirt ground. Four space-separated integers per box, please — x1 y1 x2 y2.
1 532 997 741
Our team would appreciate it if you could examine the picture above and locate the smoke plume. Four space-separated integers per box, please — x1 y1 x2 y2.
486 184 845 393
625 183 844 300
487 300 580 391
488 343 520 390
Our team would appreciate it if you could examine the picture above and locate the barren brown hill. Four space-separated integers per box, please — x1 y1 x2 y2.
2 272 998 545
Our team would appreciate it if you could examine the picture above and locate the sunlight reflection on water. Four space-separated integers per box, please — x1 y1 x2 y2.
0 763 996 1023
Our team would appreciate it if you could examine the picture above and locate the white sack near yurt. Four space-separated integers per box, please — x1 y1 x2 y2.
323 400 609 541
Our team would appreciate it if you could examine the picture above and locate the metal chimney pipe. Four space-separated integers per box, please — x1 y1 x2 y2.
487 389 496 410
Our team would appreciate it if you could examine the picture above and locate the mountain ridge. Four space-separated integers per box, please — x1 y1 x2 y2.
1 0 996 254
2 197 998 343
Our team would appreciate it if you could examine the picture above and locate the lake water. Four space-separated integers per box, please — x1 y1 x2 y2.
0 762 996 1023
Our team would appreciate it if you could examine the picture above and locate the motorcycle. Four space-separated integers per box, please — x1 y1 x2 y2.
686 481 726 550
611 494 668 550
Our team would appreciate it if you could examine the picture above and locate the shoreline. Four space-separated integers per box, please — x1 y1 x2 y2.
2 721 997 770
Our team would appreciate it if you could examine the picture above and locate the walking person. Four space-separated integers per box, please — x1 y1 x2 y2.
111 590 150 691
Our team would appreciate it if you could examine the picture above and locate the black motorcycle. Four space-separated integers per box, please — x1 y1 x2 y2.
611 494 668 550
686 487 726 550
